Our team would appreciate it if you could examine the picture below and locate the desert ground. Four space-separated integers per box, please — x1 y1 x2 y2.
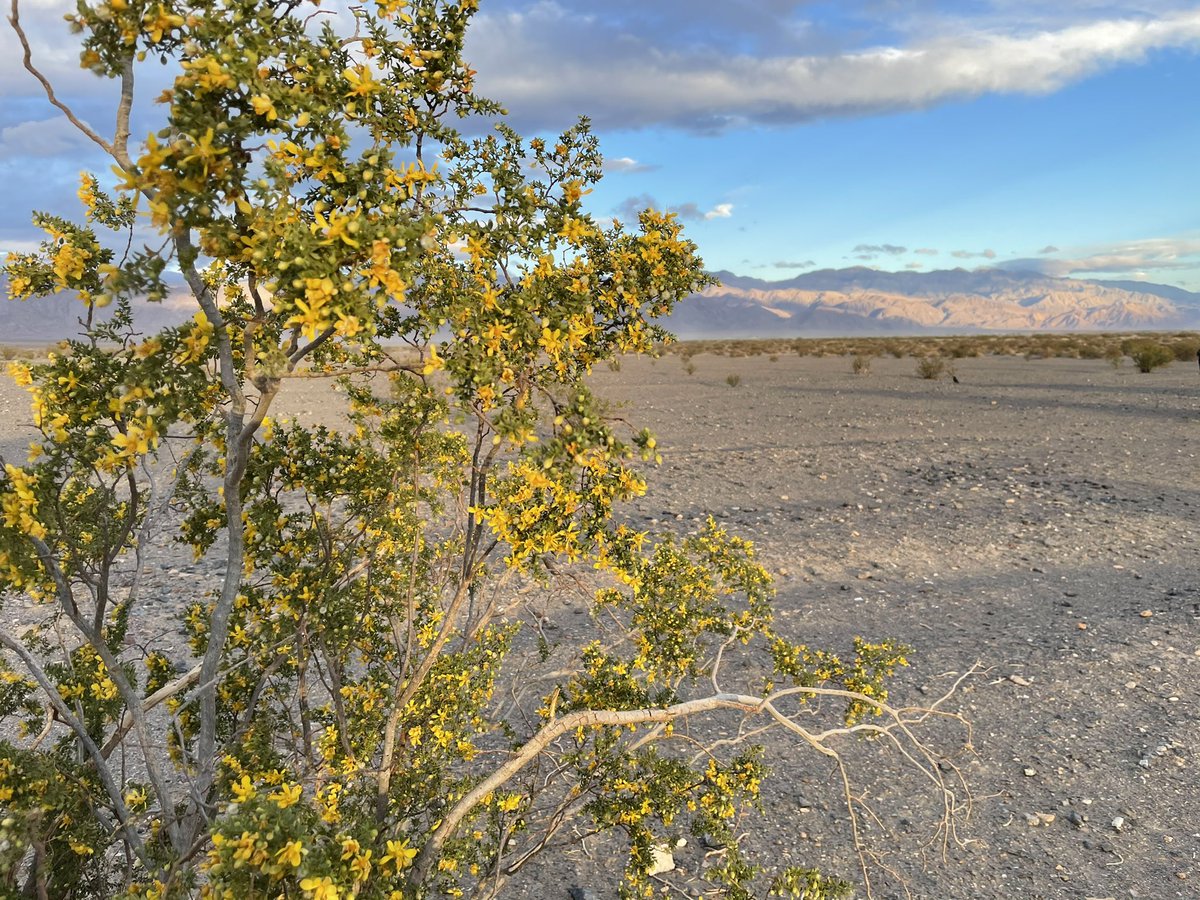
1 349 1197 899
507 351 1200 899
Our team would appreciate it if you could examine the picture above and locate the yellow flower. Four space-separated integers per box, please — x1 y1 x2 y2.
270 782 302 809
380 837 417 872
250 94 278 121
299 876 339 900
275 840 303 868
230 775 256 803
52 243 91 286
349 850 372 881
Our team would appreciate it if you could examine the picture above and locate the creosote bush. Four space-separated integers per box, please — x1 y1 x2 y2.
915 356 946 380
0 3 955 899
1128 341 1174 373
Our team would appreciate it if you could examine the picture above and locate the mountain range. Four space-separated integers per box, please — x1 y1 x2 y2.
664 267 1200 338
3 268 1199 343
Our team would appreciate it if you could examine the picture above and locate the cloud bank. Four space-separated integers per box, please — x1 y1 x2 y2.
466 6 1200 131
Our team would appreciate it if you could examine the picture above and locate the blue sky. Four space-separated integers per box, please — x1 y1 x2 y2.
4 1 1200 289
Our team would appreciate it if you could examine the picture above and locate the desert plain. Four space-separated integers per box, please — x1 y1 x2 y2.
0 348 1197 899
507 351 1200 899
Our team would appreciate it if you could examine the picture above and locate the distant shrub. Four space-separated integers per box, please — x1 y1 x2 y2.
683 360 697 376
1171 340 1200 363
851 353 872 375
1104 346 1123 369
915 356 946 380
1129 341 1174 373
726 373 742 387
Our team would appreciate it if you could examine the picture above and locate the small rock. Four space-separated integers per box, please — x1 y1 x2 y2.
1112 816 1125 832
568 889 599 900
1023 767 1037 777
647 844 675 876
1140 610 1154 618
1067 810 1086 828
1009 675 1032 687
1025 813 1042 827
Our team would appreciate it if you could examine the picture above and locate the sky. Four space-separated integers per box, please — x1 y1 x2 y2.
3 1 1200 290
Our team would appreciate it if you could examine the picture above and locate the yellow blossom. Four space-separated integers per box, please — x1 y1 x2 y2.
299 876 338 900
275 840 303 868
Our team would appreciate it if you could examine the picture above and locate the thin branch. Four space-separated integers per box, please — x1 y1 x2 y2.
0 627 151 870
100 663 202 759
8 0 114 157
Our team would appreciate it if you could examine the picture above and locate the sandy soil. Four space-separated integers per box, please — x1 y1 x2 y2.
550 352 1198 900
2 351 1197 899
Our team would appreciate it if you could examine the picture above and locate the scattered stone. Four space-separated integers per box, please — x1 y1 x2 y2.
647 844 675 876
1067 810 1086 828
1023 767 1037 777
1009 675 1032 686
1111 816 1125 832
568 889 599 900
1139 610 1154 618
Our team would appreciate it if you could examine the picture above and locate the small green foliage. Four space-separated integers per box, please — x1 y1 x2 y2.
916 356 946 379
1129 340 1174 372
725 373 742 387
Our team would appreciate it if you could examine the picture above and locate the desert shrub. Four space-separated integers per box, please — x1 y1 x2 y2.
0 3 954 899
915 356 947 379
683 360 697 376
1170 340 1200 363
851 353 872 375
1105 346 1124 368
1129 341 1174 373
726 373 742 387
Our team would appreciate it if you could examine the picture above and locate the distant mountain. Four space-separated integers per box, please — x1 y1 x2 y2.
0 275 193 343
5 269 1198 343
665 268 1200 338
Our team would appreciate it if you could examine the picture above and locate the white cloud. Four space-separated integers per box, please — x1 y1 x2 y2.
0 117 95 159
467 8 1200 130
603 156 657 174
704 202 734 220
999 237 1200 276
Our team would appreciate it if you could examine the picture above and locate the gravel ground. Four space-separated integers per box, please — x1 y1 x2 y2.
2 350 1197 899
542 352 1199 900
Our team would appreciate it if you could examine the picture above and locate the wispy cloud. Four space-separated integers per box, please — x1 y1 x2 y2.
615 194 732 223
951 248 997 259
0 117 96 160
773 259 816 269
467 7 1200 131
1038 244 1060 254
603 156 658 174
853 243 907 256
999 237 1200 277
914 247 939 256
